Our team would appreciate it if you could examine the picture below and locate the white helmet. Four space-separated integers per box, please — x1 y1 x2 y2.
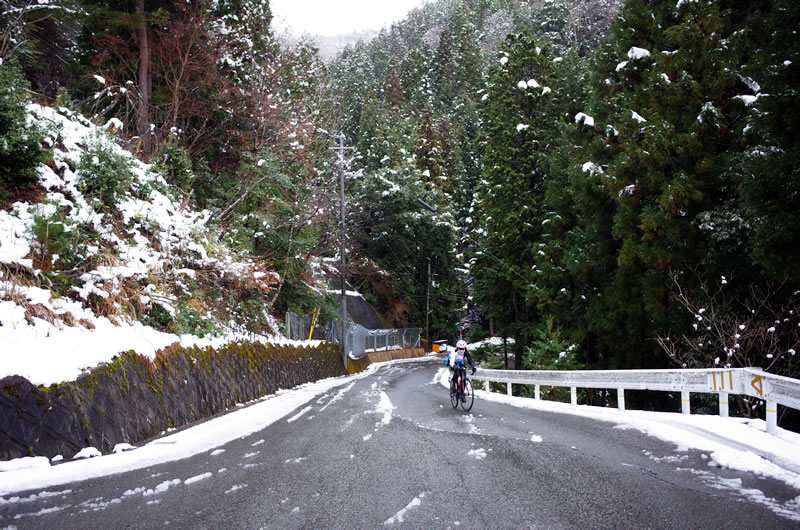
456 340 467 350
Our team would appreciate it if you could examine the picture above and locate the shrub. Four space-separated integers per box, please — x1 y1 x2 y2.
142 302 174 331
170 301 219 338
154 142 195 191
77 134 133 207
523 316 581 371
30 203 100 296
0 62 46 200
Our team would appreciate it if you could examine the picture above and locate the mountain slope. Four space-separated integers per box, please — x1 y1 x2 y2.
0 103 304 385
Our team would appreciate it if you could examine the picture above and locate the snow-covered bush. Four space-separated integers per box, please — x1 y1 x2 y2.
77 134 134 207
30 202 99 295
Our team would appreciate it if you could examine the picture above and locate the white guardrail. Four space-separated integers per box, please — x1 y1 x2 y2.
473 367 800 435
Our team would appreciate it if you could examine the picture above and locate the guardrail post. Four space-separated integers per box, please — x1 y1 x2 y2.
681 390 691 414
484 381 489 393
507 382 512 396
766 401 777 434
570 387 577 406
718 392 729 417
617 388 625 411
535 384 540 400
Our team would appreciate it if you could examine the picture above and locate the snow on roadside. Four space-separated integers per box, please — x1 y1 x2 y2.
435 368 800 491
0 362 384 496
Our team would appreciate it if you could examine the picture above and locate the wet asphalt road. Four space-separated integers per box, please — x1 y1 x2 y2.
1 356 798 528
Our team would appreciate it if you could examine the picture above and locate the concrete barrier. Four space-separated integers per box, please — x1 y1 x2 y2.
365 348 425 364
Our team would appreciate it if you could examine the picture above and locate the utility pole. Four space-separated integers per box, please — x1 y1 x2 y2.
426 257 431 347
416 197 437 349
330 134 353 371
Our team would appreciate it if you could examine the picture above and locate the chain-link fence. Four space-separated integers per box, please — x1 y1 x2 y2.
287 312 421 359
285 312 328 341
328 320 421 359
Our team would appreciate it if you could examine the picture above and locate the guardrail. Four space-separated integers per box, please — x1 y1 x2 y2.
473 367 800 434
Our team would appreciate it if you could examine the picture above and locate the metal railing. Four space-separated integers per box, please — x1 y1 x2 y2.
359 327 422 353
329 320 421 359
473 367 800 435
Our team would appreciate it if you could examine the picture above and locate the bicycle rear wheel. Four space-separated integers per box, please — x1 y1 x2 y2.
460 379 474 411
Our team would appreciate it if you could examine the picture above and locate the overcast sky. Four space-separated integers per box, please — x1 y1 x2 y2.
269 0 428 37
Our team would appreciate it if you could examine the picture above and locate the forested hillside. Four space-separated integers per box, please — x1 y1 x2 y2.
2 0 345 333
329 0 800 392
329 0 623 338
2 0 799 405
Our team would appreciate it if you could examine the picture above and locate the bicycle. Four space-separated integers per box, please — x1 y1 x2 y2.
449 366 474 412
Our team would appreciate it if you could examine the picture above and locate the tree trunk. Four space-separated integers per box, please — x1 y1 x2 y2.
136 0 151 155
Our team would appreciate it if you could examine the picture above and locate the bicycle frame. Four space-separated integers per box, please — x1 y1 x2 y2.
450 366 473 411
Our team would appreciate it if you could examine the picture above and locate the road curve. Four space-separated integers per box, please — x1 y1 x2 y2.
1 356 798 528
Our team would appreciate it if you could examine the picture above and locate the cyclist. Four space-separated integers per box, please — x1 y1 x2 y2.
446 340 476 402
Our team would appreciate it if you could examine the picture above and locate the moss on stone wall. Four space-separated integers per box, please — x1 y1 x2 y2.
0 341 358 460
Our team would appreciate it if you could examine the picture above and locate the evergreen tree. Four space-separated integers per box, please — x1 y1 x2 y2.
0 62 46 200
738 0 800 283
472 33 564 365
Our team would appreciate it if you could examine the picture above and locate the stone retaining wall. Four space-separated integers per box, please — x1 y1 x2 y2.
0 342 346 461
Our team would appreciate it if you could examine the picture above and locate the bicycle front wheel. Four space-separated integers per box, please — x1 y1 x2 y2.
450 381 459 409
460 379 474 411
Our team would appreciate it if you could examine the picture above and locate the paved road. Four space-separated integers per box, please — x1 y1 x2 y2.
2 356 798 528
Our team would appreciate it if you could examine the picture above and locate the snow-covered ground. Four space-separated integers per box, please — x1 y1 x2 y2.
0 104 311 386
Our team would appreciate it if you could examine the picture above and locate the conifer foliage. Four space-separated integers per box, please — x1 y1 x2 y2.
3 0 798 387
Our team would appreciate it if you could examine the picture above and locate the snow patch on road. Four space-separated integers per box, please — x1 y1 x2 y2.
384 492 426 525
143 479 181 496
461 414 482 435
468 448 487 460
184 472 212 485
225 484 247 494
0 489 72 505
375 392 394 425
12 504 70 520
319 382 356 411
78 496 122 512
287 406 312 423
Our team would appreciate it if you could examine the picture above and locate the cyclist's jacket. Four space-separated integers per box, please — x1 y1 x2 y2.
446 348 475 371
